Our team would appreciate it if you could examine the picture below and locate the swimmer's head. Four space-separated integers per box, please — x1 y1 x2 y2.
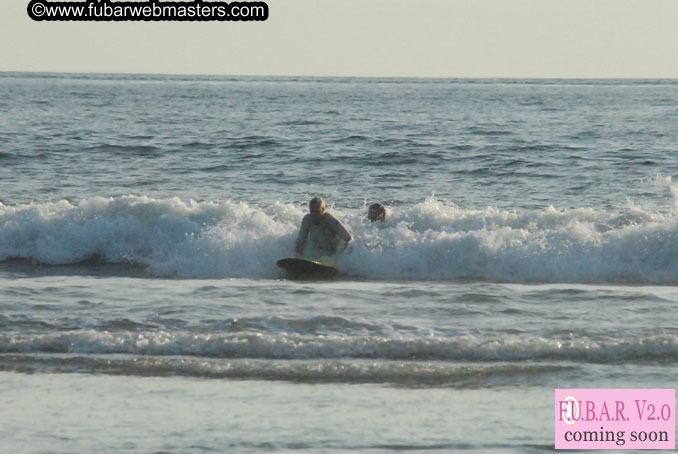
368 203 386 222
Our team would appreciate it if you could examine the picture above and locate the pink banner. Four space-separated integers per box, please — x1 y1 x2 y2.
555 389 675 450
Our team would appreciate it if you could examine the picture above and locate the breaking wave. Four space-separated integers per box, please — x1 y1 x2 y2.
2 194 678 283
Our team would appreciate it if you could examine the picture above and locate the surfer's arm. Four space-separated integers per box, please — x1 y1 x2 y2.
327 214 352 244
295 215 311 254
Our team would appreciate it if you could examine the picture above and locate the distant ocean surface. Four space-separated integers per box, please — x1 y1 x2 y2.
1 72 678 453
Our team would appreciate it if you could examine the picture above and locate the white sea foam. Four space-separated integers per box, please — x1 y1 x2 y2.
2 195 678 283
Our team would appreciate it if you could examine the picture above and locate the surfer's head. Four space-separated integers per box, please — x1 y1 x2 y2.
309 197 326 223
368 203 386 222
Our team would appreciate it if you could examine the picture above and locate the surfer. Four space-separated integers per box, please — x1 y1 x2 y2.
295 197 352 258
367 203 386 222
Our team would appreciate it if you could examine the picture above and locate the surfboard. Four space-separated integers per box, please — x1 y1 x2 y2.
276 257 338 280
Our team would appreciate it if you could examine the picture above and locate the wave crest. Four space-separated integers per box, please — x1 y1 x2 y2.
2 195 678 283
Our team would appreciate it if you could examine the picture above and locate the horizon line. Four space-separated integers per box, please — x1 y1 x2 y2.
2 70 678 82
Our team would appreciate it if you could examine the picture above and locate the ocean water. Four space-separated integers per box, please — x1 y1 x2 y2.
1 72 678 453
